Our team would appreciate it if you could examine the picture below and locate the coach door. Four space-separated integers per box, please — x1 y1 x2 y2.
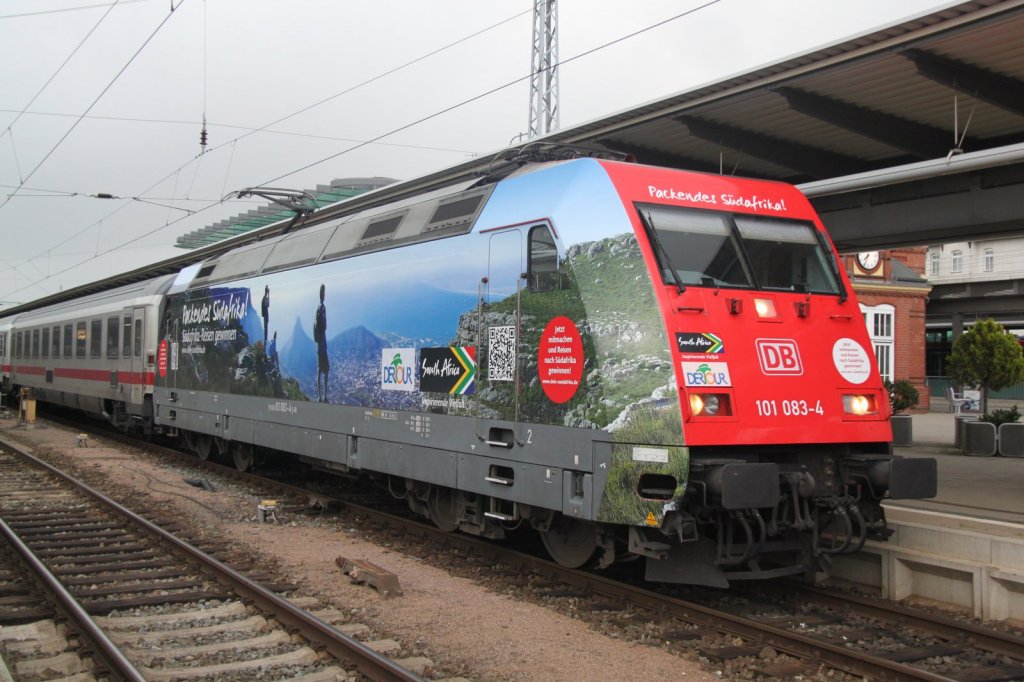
129 307 146 406
484 228 523 423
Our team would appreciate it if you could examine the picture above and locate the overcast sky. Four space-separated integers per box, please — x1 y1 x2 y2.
0 0 955 309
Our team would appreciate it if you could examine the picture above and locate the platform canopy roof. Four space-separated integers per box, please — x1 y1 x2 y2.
553 0 1024 185
8 0 1024 314
369 0 1024 250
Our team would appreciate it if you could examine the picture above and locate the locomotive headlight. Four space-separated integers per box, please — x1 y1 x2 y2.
754 297 777 318
843 394 876 415
688 393 731 417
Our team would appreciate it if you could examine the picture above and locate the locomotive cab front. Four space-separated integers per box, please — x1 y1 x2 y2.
615 170 937 585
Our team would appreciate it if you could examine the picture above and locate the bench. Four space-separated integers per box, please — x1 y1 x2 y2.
946 386 968 414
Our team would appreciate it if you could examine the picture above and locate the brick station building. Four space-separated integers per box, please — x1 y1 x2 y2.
844 248 931 411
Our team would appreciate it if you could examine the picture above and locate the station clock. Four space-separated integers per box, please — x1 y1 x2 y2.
857 251 881 274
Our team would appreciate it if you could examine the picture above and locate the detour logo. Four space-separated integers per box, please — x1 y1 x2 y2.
682 361 731 387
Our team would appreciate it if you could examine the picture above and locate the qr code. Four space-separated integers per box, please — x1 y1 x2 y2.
488 326 516 382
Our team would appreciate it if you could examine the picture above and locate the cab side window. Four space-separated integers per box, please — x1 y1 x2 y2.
527 225 559 293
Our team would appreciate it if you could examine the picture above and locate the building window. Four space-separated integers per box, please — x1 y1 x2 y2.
875 344 891 382
951 250 963 273
861 303 895 382
929 251 939 276
984 248 994 272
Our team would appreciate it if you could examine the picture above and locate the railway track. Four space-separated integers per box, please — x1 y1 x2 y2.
0 440 425 681
181 460 1024 680
15 413 1024 681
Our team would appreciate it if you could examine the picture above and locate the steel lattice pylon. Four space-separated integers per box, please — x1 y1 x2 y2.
528 0 559 139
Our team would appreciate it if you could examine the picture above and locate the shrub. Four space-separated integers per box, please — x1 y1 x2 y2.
884 379 919 416
981 405 1021 428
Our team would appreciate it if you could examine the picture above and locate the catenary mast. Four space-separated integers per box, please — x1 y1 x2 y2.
527 0 559 138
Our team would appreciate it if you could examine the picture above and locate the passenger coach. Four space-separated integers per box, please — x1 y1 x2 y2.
3 276 172 432
0 316 12 400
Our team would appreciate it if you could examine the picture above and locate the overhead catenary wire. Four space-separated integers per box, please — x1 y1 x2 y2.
258 0 722 187
1 1 721 303
0 5 536 287
0 0 153 21
0 1 121 147
6 131 23 183
0 0 185 214
0 109 481 153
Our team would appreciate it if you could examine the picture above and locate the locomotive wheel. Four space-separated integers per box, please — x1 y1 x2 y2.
427 486 459 532
232 443 254 472
194 434 213 461
541 516 598 568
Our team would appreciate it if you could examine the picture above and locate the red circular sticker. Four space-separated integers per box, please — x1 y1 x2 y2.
538 316 583 403
157 339 168 378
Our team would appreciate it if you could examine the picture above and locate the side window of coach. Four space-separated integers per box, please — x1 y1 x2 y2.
122 315 132 358
64 323 73 358
107 316 119 359
51 326 60 359
90 320 102 359
41 328 49 359
76 322 87 359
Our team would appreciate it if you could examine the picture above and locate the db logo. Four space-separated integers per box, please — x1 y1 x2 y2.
755 339 803 375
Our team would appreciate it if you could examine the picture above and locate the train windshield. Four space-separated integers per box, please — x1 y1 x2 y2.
639 204 842 295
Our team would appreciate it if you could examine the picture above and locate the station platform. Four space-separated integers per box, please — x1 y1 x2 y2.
828 409 1024 621
893 411 1024 525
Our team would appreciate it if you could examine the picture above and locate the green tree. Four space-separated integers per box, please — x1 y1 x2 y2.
947 319 1024 414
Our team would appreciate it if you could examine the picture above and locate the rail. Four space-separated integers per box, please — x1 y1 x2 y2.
2 441 423 682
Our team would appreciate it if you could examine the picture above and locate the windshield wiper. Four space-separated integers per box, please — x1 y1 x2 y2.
816 232 847 302
640 210 685 295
